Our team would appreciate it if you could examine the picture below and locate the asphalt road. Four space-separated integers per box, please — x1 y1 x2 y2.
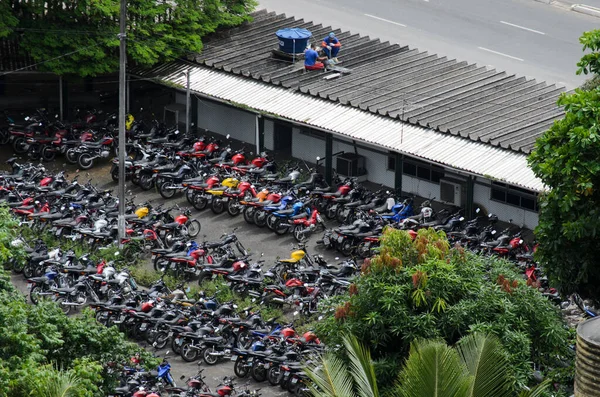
6 155 343 397
258 0 600 88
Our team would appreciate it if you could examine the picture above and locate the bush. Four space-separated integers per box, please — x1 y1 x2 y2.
316 228 572 391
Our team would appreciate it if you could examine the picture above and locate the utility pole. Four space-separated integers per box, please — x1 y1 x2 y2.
117 0 127 248
185 69 191 134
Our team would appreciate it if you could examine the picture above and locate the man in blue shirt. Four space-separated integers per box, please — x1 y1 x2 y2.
305 43 327 71
322 32 341 61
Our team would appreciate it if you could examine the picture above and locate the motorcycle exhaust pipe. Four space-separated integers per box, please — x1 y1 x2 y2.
272 297 285 303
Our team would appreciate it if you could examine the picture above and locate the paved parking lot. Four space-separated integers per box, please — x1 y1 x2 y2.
7 155 345 397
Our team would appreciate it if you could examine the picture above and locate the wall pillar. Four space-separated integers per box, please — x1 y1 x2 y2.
191 95 198 134
466 176 475 219
60 77 68 120
325 133 333 185
394 152 403 194
256 115 264 153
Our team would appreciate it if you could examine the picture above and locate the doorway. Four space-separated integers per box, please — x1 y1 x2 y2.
273 122 293 154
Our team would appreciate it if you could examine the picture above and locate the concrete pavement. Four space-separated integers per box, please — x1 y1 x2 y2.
258 0 600 88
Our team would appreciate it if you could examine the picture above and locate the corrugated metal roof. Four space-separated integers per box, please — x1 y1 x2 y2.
189 9 565 154
131 61 544 192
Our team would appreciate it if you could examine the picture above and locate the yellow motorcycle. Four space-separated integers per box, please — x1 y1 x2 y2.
201 177 240 214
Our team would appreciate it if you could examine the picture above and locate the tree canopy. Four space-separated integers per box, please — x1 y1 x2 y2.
0 0 257 76
528 29 600 302
315 228 572 392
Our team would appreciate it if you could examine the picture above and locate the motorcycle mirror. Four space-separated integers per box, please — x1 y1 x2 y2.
335 257 339 260
191 122 195 127
226 134 230 139
55 114 58 118
316 156 321 161
491 230 497 235
476 208 481 213
175 130 180 134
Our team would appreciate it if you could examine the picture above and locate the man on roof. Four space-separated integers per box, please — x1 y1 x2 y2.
304 43 327 71
322 32 341 61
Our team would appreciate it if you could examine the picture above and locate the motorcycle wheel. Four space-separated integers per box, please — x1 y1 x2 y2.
336 206 346 223
111 167 119 182
13 138 28 154
54 297 71 315
340 240 354 257
187 219 201 237
293 225 307 242
154 257 169 273
29 285 43 305
356 242 371 259
203 346 219 366
165 233 176 248
185 189 195 205
192 193 208 211
266 214 279 231
227 199 242 216
159 182 176 199
65 148 79 164
138 174 154 191
267 366 281 386
243 206 256 224
181 342 200 362
198 272 211 286
211 198 225 214
234 356 250 378
254 210 268 228
41 146 56 162
171 337 182 355
95 310 109 326
251 361 267 382
23 263 35 279
326 204 337 220
78 153 94 170
153 331 170 350
0 129 9 145
12 259 24 273
274 220 290 235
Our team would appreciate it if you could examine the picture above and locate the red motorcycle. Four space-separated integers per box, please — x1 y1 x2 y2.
291 206 326 242
219 180 260 216
186 174 221 211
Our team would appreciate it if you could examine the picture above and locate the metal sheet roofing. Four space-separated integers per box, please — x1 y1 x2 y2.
131 61 544 192
191 9 565 154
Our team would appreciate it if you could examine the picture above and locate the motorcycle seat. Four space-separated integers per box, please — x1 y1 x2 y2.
14 205 35 210
333 197 350 204
323 191 343 198
345 201 362 208
159 172 179 178
291 213 308 220
114 386 130 393
202 336 224 343
81 141 105 148
226 189 241 196
275 176 293 183
148 137 168 144
28 276 49 284
208 186 228 192
31 254 50 262
275 209 295 216
160 222 180 229
55 287 75 293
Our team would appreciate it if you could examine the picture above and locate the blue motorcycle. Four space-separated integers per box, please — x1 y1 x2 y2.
27 265 62 304
157 358 176 387
269 201 311 235
254 194 295 228
380 198 414 223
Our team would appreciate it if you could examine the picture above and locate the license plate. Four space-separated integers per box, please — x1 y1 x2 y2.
338 236 344 243
27 283 32 289
323 237 330 245
88 238 94 244
100 286 108 292
140 324 147 331
175 338 182 345
291 378 298 384
247 357 253 363
231 356 237 361
170 263 176 269
317 214 322 222
168 332 173 337
151 255 156 260
50 227 56 233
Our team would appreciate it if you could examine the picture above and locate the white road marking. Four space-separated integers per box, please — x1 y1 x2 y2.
364 14 407 27
500 21 545 35
477 46 524 61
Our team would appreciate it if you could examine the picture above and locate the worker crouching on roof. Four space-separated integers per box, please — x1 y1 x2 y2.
322 32 341 61
305 43 328 71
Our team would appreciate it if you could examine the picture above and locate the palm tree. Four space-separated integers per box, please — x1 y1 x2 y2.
305 333 379 397
304 333 550 397
30 368 85 397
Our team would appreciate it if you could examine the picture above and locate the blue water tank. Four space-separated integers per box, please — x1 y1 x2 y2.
276 28 312 54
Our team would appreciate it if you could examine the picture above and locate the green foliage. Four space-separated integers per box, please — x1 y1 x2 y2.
528 86 600 301
316 228 571 391
4 0 257 76
29 366 86 397
577 30 600 76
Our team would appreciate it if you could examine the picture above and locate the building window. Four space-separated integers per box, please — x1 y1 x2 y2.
490 182 538 211
403 158 444 183
387 156 396 171
299 129 326 140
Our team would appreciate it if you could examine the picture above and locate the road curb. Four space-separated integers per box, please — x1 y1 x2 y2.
571 3 600 17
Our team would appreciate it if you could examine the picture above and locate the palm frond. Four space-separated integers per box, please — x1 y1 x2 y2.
343 334 379 397
518 379 552 397
396 338 470 397
30 369 83 397
305 352 355 397
456 333 513 397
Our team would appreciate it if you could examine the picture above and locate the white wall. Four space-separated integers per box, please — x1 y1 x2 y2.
176 96 255 143
403 175 440 200
473 181 538 229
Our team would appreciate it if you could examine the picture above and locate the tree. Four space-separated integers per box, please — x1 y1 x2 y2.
528 82 600 301
3 0 257 76
304 333 550 397
315 228 572 392
30 367 85 397
0 1 18 38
